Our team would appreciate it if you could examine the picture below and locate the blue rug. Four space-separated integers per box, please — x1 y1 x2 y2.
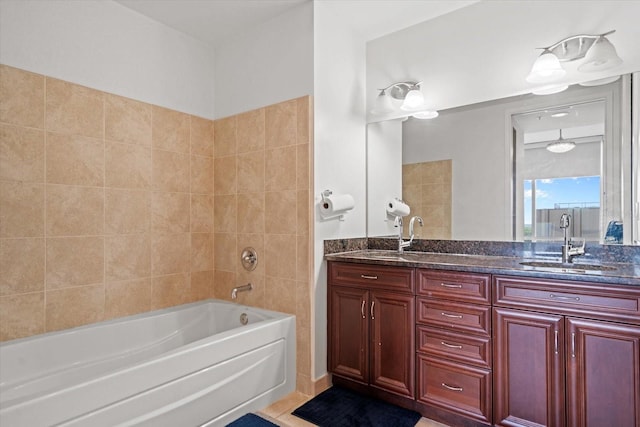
292 386 422 427
226 413 278 427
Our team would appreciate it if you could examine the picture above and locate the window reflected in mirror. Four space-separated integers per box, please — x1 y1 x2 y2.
513 98 622 244
523 176 601 241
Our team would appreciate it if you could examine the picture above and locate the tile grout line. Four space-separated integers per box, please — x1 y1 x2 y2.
102 91 107 319
42 75 48 333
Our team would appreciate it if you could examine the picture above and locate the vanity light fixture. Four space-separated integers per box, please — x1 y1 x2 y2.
372 81 438 119
526 30 622 84
399 84 425 111
579 75 621 87
412 110 439 119
578 35 623 72
526 49 566 83
546 129 576 154
531 84 569 95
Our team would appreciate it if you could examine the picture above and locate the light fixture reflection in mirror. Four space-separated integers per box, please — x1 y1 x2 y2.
545 129 576 153
412 110 439 119
532 84 569 95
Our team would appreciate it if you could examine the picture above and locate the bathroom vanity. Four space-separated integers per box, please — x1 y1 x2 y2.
326 250 640 427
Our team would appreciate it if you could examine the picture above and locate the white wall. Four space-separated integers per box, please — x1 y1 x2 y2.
313 2 368 379
403 102 511 241
0 0 216 118
367 120 404 237
213 2 314 119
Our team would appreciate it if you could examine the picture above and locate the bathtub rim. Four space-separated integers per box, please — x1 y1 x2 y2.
0 298 292 348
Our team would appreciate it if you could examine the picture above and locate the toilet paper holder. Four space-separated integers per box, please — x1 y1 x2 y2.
319 189 354 221
320 189 332 203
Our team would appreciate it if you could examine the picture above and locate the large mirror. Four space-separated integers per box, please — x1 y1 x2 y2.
365 1 640 245
366 74 638 244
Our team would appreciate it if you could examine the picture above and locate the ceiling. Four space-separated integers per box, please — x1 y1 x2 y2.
115 0 477 47
116 0 309 47
513 99 606 143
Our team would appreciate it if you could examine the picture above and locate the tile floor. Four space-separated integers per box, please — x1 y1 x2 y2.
258 392 450 427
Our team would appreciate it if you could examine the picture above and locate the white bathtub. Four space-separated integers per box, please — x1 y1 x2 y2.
0 300 296 426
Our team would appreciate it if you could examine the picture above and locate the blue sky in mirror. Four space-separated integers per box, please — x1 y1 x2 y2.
524 176 601 226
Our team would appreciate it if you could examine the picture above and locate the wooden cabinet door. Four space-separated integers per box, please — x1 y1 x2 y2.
493 308 565 427
329 286 369 384
370 291 415 397
566 318 640 427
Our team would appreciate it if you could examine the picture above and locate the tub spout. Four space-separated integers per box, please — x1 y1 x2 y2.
231 283 253 300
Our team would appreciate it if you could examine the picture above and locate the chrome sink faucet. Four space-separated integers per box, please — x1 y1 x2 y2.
396 215 423 253
559 213 585 263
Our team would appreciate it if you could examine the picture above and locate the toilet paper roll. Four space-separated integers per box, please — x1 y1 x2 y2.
386 198 410 217
320 194 355 218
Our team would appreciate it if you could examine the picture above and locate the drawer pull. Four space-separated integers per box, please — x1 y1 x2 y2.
549 293 580 302
361 300 366 319
440 283 463 288
441 383 463 392
441 312 463 319
441 341 463 349
360 274 378 280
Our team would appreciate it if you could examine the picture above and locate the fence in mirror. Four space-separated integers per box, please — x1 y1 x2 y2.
366 72 639 245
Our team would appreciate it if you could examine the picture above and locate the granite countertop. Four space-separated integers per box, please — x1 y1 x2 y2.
325 249 640 286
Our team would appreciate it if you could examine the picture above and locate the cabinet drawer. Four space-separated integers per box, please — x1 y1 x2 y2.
417 325 491 368
417 298 491 336
417 354 492 424
494 275 640 325
418 270 490 304
329 262 414 293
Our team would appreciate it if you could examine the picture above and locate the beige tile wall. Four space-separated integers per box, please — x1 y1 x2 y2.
0 64 315 395
212 97 314 394
402 160 452 239
0 64 215 340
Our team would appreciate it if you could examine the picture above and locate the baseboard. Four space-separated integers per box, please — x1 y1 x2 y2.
311 373 332 395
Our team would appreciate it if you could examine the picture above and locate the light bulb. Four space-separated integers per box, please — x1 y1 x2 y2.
578 36 623 72
400 88 425 111
412 110 439 119
532 84 569 95
526 50 566 83
371 90 394 114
